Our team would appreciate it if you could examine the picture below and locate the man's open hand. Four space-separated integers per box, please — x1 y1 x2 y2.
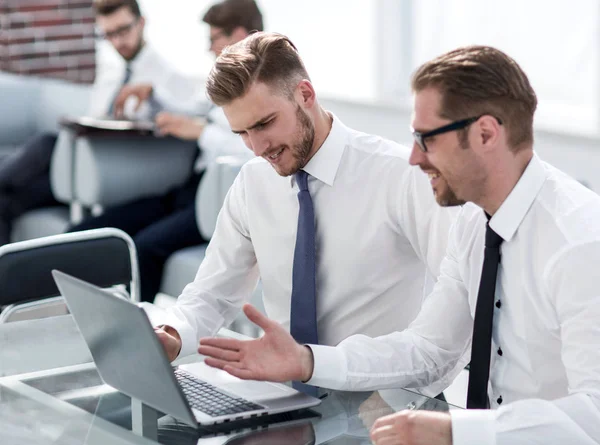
198 304 315 382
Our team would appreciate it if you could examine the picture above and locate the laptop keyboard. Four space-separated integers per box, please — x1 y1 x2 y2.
174 368 265 418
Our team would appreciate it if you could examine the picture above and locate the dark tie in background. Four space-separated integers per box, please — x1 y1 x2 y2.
290 170 319 397
466 220 503 409
107 64 132 116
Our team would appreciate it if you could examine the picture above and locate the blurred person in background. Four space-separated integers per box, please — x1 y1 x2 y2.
0 0 190 245
69 0 264 303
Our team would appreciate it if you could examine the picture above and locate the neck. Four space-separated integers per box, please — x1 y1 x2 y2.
128 39 145 63
305 106 333 163
479 148 533 215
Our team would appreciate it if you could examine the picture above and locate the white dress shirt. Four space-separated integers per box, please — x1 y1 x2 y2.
87 42 192 119
308 153 600 445
164 115 461 397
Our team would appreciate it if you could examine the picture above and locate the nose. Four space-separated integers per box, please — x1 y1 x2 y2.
409 142 426 166
246 132 270 157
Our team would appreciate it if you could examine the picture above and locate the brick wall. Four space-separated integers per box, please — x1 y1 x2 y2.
1 0 96 84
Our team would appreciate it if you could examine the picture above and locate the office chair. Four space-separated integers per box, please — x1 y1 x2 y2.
0 228 139 323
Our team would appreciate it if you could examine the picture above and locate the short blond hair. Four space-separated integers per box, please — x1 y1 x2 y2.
206 32 310 106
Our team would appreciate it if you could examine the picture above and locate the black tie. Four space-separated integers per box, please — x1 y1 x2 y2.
466 220 503 409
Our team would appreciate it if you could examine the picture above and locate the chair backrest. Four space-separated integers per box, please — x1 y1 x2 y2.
195 155 250 240
0 228 139 309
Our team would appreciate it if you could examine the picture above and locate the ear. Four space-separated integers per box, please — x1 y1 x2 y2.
295 79 316 109
138 16 146 29
476 115 502 151
231 26 249 42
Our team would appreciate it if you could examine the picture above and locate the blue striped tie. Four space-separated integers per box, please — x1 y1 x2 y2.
290 170 319 397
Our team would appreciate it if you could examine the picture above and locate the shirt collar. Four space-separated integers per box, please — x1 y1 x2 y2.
290 113 349 188
489 153 547 242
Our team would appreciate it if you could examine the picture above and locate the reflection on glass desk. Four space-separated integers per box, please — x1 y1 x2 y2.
1 363 457 445
0 313 459 445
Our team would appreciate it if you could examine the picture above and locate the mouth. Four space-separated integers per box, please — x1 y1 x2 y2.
265 147 285 163
424 171 442 188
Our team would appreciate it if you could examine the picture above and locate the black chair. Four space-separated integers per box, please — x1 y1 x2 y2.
0 228 139 322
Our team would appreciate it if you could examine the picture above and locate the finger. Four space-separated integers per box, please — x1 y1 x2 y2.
155 112 173 125
372 412 398 428
197 344 241 362
223 365 257 380
204 356 245 371
199 337 244 351
156 123 174 137
242 304 276 332
370 424 395 443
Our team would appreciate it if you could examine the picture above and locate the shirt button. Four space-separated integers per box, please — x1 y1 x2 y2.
497 347 503 356
495 300 502 308
497 396 503 405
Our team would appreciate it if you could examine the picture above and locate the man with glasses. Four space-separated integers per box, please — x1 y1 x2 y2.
69 0 264 303
199 45 600 445
0 0 190 246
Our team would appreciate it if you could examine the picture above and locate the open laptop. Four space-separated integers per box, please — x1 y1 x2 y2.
52 270 321 428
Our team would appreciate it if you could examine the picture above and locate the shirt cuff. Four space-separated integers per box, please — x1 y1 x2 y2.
305 344 348 390
451 409 496 445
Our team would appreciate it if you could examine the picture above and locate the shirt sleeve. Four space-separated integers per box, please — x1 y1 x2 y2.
163 165 260 357
452 241 600 445
152 73 212 117
308 210 473 391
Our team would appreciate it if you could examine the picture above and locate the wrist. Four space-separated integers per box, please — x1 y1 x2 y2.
300 345 315 382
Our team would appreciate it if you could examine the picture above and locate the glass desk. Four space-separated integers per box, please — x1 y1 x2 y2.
0 315 458 445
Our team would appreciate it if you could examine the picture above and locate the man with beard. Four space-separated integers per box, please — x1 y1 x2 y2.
198 45 600 445
0 0 190 245
155 32 464 401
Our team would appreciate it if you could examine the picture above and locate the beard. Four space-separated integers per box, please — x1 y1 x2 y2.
118 38 143 62
434 182 465 207
274 105 315 177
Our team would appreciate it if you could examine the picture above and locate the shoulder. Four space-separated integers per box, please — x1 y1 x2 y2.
537 162 600 243
345 128 411 162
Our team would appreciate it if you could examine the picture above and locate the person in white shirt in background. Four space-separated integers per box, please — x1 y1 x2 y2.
198 45 600 445
110 0 264 170
68 0 262 303
88 0 191 120
155 32 464 401
0 0 187 246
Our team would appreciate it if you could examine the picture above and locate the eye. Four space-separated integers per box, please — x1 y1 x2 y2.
423 135 436 144
255 119 273 131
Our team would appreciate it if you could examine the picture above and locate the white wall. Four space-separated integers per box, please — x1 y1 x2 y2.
322 97 600 192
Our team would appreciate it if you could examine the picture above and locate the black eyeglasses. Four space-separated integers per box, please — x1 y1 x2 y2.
412 115 502 153
96 19 139 41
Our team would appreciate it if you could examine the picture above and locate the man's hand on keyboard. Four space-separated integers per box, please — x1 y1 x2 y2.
198 304 315 383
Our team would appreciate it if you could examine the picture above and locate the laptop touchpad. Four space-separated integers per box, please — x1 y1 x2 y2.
221 380 295 401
